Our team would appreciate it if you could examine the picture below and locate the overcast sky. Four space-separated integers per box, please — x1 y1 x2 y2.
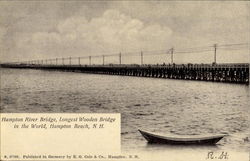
0 1 249 64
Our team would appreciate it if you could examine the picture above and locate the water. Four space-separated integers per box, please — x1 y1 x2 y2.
1 68 249 154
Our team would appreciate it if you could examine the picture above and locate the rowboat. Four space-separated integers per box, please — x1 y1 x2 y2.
138 129 227 145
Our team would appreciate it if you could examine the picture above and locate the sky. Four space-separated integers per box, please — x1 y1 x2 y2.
0 1 249 64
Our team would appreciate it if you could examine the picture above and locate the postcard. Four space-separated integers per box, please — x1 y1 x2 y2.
0 1 249 161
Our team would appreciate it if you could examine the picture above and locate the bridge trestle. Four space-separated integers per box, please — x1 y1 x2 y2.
1 64 249 84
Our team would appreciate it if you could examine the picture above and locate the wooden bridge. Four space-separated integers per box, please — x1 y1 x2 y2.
1 43 249 84
1 63 249 85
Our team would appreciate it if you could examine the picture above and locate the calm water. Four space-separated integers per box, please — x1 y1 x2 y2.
1 68 249 153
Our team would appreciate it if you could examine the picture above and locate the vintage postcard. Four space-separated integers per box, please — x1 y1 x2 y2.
0 1 249 161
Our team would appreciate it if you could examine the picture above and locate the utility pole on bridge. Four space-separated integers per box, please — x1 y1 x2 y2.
141 51 143 65
214 44 217 64
119 52 121 65
103 55 105 65
89 56 91 65
170 48 174 64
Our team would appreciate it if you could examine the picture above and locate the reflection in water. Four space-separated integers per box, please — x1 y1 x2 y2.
1 68 249 153
145 143 219 151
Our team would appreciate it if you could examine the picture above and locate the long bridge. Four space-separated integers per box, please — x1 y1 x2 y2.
1 63 249 84
1 43 249 84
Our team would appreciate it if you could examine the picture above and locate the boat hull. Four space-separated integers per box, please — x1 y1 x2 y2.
138 129 226 145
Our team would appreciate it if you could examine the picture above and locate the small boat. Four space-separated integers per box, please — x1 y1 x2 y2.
138 129 227 145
